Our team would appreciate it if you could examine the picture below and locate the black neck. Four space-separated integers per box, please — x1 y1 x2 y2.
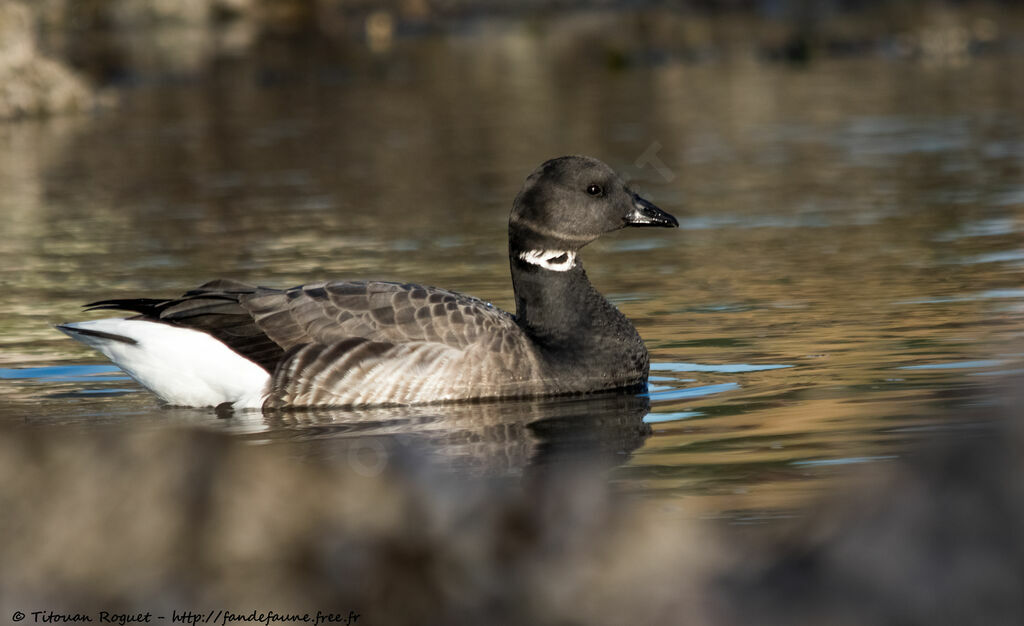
509 252 637 355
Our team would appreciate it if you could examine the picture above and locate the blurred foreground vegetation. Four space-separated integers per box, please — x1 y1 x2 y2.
2 379 1022 624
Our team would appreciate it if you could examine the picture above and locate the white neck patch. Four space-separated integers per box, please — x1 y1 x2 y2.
518 249 577 272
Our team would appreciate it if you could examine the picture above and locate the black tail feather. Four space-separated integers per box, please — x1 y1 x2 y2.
84 298 172 316
56 324 138 345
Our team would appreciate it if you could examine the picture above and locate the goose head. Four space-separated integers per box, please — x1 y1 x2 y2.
509 156 678 265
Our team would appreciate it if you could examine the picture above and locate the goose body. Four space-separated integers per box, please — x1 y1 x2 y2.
58 156 678 409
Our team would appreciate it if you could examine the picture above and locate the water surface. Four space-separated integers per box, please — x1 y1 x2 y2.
2 21 1022 520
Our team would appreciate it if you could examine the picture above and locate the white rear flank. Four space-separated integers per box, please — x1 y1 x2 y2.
57 318 270 409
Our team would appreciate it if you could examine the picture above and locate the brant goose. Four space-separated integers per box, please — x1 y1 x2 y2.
57 156 678 408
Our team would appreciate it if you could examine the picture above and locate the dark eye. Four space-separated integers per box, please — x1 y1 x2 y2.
586 184 603 197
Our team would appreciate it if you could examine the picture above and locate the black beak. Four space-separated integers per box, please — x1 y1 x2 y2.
624 194 679 228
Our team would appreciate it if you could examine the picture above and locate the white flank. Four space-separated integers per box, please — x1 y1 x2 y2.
57 318 270 409
518 249 576 272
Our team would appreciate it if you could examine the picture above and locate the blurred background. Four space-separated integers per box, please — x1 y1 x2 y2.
1 0 1023 623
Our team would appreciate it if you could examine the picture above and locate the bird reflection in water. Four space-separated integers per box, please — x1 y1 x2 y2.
257 391 652 477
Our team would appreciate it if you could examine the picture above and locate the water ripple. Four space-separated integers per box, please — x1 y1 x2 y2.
898 359 1005 370
645 382 740 402
643 411 703 424
0 365 126 382
651 362 792 373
